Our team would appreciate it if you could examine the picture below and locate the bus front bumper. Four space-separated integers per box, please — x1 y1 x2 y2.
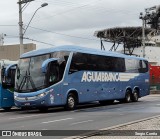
14 95 51 108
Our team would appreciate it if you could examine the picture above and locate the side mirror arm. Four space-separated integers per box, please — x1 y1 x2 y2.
41 58 59 73
5 64 17 77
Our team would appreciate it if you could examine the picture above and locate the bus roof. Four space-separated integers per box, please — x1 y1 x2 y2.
21 45 147 61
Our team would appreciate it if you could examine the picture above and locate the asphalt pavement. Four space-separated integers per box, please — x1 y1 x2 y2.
0 94 160 139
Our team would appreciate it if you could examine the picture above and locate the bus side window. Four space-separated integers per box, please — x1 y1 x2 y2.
69 53 87 74
59 60 66 79
125 59 138 73
138 60 148 73
69 63 78 74
48 62 59 85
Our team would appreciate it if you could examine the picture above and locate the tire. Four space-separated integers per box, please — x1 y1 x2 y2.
3 107 11 111
124 90 132 103
65 93 77 110
132 90 139 102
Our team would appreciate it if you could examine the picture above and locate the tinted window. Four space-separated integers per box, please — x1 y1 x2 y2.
125 59 139 73
125 59 148 73
51 51 70 79
48 62 60 86
69 52 149 74
69 52 125 73
139 60 148 73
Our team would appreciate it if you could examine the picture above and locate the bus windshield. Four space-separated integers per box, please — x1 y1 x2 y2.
15 54 50 93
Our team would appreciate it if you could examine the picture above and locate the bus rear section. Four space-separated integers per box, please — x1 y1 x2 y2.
13 46 150 111
0 60 17 111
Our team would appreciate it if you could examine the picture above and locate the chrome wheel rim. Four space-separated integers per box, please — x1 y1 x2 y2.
127 94 131 102
134 92 138 100
68 97 75 108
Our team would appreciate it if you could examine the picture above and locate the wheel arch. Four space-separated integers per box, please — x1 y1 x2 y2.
125 86 132 94
123 86 132 103
66 89 79 104
133 86 140 97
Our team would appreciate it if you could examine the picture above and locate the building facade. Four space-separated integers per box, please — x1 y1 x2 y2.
0 43 36 61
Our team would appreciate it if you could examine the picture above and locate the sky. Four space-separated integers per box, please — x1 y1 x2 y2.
0 0 160 50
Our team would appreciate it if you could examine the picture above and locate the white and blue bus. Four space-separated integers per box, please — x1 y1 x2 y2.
0 60 17 111
13 45 150 111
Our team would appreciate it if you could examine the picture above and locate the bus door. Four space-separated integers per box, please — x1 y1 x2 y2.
42 58 63 105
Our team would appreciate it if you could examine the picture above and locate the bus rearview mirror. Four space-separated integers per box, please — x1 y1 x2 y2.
41 58 59 73
5 64 17 77
2 64 17 89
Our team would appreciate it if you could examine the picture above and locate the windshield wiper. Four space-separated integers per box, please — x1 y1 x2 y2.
27 63 37 91
17 72 27 92
17 71 37 92
26 75 37 91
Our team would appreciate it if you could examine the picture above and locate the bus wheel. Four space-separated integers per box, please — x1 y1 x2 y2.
3 107 11 111
132 90 139 102
124 90 132 103
65 93 77 110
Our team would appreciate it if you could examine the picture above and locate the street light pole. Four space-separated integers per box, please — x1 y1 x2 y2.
142 13 146 58
23 3 48 35
18 0 48 56
139 12 146 58
18 0 24 56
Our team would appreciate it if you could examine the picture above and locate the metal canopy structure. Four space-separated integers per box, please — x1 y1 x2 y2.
94 27 156 55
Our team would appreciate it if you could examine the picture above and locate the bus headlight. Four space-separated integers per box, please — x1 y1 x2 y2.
36 89 54 99
38 93 46 97
37 91 49 98
14 95 17 99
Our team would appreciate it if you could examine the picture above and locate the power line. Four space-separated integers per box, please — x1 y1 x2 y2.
5 34 19 38
25 26 99 41
2 24 99 42
36 0 80 7
22 2 31 12
0 25 17 27
44 4 89 18
33 0 137 22
31 0 99 21
24 37 55 46
5 34 55 47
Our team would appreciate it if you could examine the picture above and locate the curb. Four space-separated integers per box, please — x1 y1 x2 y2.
64 114 160 139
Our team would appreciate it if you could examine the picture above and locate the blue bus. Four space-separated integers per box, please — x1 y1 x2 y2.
13 45 150 111
0 60 17 111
